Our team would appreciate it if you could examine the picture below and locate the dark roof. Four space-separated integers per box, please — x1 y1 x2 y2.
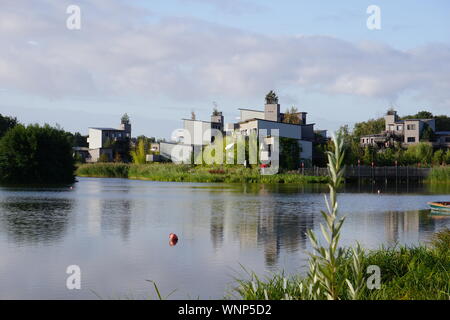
89 127 124 131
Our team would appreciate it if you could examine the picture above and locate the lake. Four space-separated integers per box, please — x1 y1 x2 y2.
0 177 449 299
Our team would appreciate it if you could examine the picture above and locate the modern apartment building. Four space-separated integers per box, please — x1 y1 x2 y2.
87 117 131 162
160 94 316 164
360 110 447 148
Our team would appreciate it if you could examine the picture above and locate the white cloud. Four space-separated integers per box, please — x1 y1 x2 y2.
0 0 449 108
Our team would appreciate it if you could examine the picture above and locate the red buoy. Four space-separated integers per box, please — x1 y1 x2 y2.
169 233 178 246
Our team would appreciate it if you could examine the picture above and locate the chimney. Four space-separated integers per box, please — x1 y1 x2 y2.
264 103 280 122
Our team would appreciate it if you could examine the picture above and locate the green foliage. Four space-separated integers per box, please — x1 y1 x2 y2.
0 114 18 138
265 90 278 104
402 111 434 120
420 123 435 141
131 139 147 164
426 167 450 184
280 137 301 170
353 118 385 140
432 149 444 166
283 106 300 124
121 113 130 125
76 163 328 184
0 124 75 184
404 142 433 165
98 153 110 163
236 229 450 300
76 163 129 178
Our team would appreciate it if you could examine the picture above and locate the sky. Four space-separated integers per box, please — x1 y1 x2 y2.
0 0 449 139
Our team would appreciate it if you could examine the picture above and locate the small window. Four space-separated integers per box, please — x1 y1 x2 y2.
445 137 450 143
407 124 416 130
407 137 416 142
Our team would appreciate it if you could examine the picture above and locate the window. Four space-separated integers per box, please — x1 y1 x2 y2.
407 137 416 143
445 137 450 143
397 125 402 131
407 124 416 130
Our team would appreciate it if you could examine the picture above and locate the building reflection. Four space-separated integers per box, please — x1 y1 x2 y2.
0 197 73 244
209 189 315 268
384 209 437 243
100 199 133 241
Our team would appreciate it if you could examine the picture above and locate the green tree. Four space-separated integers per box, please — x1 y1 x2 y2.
283 106 300 124
0 124 75 184
121 113 130 125
265 90 279 104
444 149 450 165
131 139 147 164
280 137 301 170
0 114 18 138
432 150 444 166
352 118 385 140
98 153 110 163
421 123 436 141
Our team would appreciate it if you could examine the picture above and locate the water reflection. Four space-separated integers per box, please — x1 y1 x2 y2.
0 197 73 244
100 199 133 241
0 179 449 299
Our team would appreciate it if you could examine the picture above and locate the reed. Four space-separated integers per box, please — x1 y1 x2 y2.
426 166 450 184
234 134 450 300
76 163 329 184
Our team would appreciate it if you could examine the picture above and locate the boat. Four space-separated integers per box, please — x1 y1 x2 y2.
427 202 450 213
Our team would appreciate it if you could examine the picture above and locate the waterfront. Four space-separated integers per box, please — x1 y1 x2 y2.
0 178 449 299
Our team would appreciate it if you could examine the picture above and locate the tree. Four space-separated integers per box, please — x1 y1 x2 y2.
0 114 18 138
131 139 146 164
283 106 300 124
121 113 130 125
432 150 444 166
98 153 110 163
444 150 450 165
0 124 75 184
421 123 436 141
353 118 385 140
403 111 434 119
280 137 301 170
265 90 279 104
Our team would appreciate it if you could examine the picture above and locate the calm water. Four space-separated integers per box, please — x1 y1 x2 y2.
0 178 449 299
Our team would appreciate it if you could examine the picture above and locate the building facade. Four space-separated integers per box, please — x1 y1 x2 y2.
87 118 131 162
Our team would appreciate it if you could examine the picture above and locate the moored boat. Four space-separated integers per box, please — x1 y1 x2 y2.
427 202 450 212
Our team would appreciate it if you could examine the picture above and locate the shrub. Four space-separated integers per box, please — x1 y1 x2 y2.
0 124 75 184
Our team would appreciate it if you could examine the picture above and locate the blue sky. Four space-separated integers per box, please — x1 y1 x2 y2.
1 0 449 138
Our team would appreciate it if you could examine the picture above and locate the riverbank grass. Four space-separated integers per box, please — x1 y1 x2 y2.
76 163 329 184
235 230 450 300
235 133 450 300
426 166 450 184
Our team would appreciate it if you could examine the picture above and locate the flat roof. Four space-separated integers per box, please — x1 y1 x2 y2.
89 127 125 131
182 119 212 124
238 118 314 126
238 108 264 112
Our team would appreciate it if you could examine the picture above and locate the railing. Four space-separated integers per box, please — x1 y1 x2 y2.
298 165 432 179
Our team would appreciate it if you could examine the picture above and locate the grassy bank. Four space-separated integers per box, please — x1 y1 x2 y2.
426 166 450 184
76 163 329 184
235 229 450 300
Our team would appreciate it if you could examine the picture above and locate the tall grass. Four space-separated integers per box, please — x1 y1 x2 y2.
234 134 450 300
76 163 329 184
234 234 450 300
426 166 450 184
76 163 130 178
